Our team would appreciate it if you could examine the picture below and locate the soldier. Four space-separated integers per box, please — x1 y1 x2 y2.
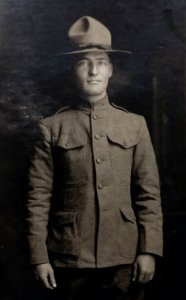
27 16 163 300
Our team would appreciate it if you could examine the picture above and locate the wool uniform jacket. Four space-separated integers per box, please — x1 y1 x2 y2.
27 95 163 268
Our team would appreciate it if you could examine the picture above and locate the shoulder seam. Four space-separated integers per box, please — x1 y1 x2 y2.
111 102 129 112
55 105 70 115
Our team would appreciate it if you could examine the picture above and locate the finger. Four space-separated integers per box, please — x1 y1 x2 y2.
132 263 137 281
138 271 146 283
144 272 154 283
139 271 154 284
48 269 57 288
41 275 54 289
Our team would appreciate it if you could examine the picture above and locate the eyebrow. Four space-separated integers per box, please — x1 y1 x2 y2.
77 56 110 61
96 57 110 60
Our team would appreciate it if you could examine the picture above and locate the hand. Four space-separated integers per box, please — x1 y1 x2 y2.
132 254 155 283
35 263 57 289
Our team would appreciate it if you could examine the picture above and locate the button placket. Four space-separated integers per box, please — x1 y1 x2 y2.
90 108 112 198
90 101 117 266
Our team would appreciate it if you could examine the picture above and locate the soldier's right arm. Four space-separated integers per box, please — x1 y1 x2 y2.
27 122 53 266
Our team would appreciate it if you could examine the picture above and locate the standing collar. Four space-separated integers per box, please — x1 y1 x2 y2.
71 94 110 112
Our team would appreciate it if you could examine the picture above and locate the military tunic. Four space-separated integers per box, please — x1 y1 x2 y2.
27 95 163 268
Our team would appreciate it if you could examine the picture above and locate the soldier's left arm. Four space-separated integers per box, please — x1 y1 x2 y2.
131 116 163 283
131 116 163 257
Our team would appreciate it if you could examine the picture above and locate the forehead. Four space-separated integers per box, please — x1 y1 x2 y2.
76 51 110 61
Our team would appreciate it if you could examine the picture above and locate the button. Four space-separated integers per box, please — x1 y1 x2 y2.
96 158 102 164
94 134 100 140
98 183 104 189
92 114 97 120
65 142 69 147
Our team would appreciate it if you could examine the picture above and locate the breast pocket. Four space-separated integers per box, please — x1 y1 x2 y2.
107 133 137 185
53 134 88 186
47 211 80 257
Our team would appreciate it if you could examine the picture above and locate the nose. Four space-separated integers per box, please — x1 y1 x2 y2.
89 62 98 76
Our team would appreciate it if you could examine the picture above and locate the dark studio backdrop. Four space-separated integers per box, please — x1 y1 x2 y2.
0 0 186 299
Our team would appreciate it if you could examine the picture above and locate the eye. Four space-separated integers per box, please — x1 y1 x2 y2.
76 60 87 67
97 60 109 66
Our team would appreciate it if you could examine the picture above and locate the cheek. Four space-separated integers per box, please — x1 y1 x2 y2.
74 73 86 87
101 68 112 79
102 75 111 85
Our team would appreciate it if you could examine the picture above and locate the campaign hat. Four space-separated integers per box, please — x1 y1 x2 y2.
58 16 131 55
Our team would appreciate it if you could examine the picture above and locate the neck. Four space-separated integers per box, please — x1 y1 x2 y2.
79 91 107 103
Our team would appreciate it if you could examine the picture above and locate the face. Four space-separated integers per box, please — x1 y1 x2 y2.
73 51 113 102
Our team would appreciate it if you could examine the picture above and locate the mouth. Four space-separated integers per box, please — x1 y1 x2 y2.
87 80 102 84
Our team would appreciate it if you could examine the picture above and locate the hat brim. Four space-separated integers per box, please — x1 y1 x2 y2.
53 47 132 56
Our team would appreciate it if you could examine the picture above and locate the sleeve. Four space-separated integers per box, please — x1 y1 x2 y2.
131 116 163 257
26 122 54 264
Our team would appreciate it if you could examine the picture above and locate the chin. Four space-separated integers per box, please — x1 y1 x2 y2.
86 88 105 96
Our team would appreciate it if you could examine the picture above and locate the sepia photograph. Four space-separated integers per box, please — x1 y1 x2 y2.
0 1 186 299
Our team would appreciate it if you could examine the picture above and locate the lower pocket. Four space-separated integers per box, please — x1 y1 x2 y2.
118 208 138 258
47 211 80 257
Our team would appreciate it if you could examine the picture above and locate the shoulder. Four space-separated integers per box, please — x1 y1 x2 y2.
109 103 150 143
39 105 71 126
109 102 149 139
55 105 71 115
111 102 129 113
110 102 144 123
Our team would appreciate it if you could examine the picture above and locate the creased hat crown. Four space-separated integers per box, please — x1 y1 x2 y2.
68 16 112 50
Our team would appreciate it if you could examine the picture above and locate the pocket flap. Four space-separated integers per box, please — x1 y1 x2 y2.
56 134 87 149
120 207 136 223
52 211 77 226
107 132 138 148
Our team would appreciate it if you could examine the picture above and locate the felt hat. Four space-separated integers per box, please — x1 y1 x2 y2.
58 16 131 55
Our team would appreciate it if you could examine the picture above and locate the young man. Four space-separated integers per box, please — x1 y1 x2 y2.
27 16 163 300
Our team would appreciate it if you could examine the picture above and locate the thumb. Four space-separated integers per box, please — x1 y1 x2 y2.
132 262 137 281
48 267 57 288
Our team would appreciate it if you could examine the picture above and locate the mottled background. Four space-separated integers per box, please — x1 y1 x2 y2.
0 0 186 299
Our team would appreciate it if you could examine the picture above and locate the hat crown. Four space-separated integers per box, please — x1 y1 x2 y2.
68 16 112 49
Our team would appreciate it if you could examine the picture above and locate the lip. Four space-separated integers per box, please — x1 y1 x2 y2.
87 80 102 83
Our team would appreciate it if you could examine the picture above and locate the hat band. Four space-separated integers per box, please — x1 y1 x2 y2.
77 43 112 50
